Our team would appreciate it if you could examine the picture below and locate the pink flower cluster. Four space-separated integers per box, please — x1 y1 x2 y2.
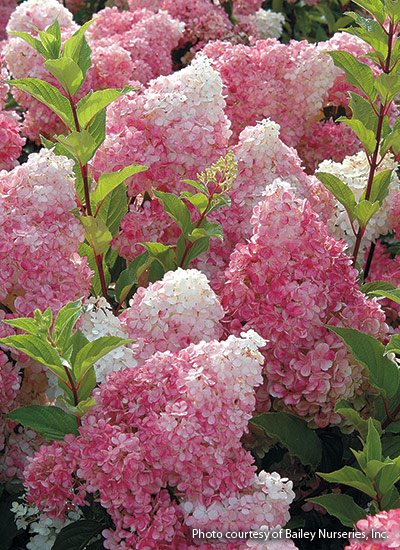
192 119 334 291
234 0 264 15
85 6 184 84
0 349 20 451
93 56 231 198
0 148 92 316
0 64 25 170
0 110 25 170
295 33 379 172
200 39 337 145
220 182 388 426
159 0 231 49
24 332 297 547
345 509 400 550
1 425 43 482
0 0 17 42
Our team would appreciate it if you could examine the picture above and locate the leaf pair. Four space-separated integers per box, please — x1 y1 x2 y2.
0 301 133 440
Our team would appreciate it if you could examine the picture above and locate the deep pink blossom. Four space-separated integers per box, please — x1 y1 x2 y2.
345 509 400 550
221 183 388 426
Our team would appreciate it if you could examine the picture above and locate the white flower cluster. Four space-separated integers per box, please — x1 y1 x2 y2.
11 498 81 550
80 297 137 383
121 268 225 360
318 151 399 254
7 0 76 33
255 9 285 39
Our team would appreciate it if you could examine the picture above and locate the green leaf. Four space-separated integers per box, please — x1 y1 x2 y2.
360 280 396 295
375 457 400 493
328 51 377 101
250 412 322 468
92 164 147 205
364 459 388 479
381 129 400 156
56 130 97 165
375 73 400 104
316 172 356 220
8 31 48 58
73 336 133 382
362 51 384 68
80 216 112 255
348 92 378 133
181 192 209 213
7 78 73 129
45 58 84 96
374 385 400 427
333 14 354 32
140 242 176 272
77 89 127 129
207 193 231 215
87 108 106 154
38 27 61 60
52 520 104 550
335 400 381 438
365 418 382 462
354 200 380 227
351 0 386 23
114 252 150 303
52 299 82 351
182 236 210 268
5 405 79 440
337 117 376 155
62 21 94 82
370 288 400 305
327 326 400 398
0 334 67 381
68 327 89 371
385 333 400 355
190 222 224 241
114 268 136 305
344 14 388 60
352 448 367 471
361 170 392 206
96 183 128 236
382 435 400 458
153 190 192 236
391 39 400 66
76 367 96 402
381 485 400 509
384 0 400 22
2 318 39 336
318 466 376 497
306 494 365 528
148 259 165 283
181 178 207 193
46 18 62 43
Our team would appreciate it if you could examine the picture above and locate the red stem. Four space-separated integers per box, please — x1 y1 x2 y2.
66 93 113 307
94 253 114 309
352 21 396 266
63 366 81 426
382 401 400 430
